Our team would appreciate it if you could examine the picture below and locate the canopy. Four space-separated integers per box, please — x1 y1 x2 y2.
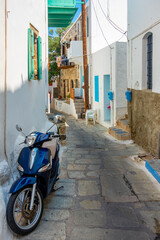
48 0 78 28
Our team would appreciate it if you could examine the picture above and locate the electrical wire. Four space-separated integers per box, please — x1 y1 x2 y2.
97 0 127 37
49 53 89 64
92 0 112 49
50 0 127 65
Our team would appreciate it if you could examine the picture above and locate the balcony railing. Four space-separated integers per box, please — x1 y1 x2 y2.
56 55 75 69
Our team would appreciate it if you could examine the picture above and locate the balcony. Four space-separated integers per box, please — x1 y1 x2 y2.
56 55 75 69
67 41 83 65
48 0 78 28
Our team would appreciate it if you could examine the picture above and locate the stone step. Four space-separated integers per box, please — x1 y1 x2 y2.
77 113 83 119
108 127 131 141
75 105 85 110
117 119 130 133
75 99 84 103
75 105 85 114
74 103 85 107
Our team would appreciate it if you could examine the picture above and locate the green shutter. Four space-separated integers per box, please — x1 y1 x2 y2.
28 29 32 80
38 36 42 80
28 28 34 80
31 29 34 79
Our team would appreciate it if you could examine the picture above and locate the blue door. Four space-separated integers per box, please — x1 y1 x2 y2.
104 75 111 121
95 76 99 102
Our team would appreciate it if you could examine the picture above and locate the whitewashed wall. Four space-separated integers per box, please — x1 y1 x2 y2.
91 45 110 127
0 0 5 161
0 0 48 160
128 0 160 93
89 0 127 54
91 42 127 128
114 42 127 122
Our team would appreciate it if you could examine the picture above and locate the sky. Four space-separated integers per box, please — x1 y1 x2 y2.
49 0 88 37
72 0 88 22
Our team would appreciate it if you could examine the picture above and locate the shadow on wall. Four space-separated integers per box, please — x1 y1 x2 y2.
0 68 48 163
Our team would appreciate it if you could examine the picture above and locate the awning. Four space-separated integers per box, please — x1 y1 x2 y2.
48 0 78 28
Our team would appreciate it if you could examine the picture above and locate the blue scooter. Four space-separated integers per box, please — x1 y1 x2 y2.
6 116 62 235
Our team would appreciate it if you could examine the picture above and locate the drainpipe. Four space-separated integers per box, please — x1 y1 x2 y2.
4 0 14 180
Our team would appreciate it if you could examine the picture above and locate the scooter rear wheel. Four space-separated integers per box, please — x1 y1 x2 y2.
6 186 43 235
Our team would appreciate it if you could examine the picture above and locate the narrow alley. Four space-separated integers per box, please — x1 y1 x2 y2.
17 115 160 240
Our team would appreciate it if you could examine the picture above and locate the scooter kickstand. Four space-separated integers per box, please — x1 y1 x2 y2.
53 186 64 192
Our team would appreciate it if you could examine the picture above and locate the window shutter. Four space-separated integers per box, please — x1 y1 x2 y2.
38 36 42 80
28 28 32 80
31 29 34 79
28 28 34 80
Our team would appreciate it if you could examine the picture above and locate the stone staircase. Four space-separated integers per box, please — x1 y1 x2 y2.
108 117 131 141
74 98 85 119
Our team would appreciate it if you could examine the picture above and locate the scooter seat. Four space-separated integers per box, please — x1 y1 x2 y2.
42 139 57 159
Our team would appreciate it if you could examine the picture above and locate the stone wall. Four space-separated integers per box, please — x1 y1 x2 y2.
128 89 160 157
60 65 80 98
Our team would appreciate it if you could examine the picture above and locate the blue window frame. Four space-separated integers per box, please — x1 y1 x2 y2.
95 76 99 102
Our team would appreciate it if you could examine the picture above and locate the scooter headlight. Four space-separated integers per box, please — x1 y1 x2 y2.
26 133 37 146
17 163 24 172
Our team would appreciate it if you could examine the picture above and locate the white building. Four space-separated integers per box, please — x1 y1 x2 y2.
0 0 48 237
62 0 128 127
127 0 160 156
89 0 127 127
0 0 48 167
91 42 127 128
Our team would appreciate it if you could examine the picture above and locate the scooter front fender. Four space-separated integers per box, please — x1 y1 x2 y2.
9 177 36 194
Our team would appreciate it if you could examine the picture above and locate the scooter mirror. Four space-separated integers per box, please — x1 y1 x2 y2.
16 124 22 132
54 115 59 123
54 115 65 124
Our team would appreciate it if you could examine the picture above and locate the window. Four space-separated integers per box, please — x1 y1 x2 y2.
142 32 153 89
28 24 42 80
147 33 152 89
95 76 99 102
75 79 78 88
67 79 69 92
71 80 74 88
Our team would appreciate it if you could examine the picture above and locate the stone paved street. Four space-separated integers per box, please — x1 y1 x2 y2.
16 115 160 240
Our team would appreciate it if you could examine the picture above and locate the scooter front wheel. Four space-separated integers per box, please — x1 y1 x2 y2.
6 186 43 235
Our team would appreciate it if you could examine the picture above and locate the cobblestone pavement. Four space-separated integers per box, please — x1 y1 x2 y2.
17 115 160 240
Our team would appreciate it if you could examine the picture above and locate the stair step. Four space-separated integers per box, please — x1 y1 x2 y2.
77 113 82 119
74 98 85 119
74 103 85 107
75 99 84 103
75 106 85 110
117 119 130 133
109 127 131 141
